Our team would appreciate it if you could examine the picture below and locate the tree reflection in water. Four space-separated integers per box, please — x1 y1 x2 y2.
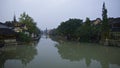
55 41 120 68
0 42 38 68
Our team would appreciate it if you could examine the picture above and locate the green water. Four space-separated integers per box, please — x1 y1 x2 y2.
0 35 120 68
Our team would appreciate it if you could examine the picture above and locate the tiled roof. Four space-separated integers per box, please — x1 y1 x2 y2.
109 17 120 24
0 23 9 29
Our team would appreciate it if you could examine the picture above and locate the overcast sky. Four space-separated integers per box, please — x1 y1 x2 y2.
0 0 120 30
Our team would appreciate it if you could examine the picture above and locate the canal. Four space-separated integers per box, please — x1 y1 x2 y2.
0 35 120 68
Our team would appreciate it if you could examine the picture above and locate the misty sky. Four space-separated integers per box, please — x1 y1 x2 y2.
0 0 120 30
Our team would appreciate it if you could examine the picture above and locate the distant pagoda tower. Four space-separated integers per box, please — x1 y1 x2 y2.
12 14 19 28
13 14 17 23
46 28 48 34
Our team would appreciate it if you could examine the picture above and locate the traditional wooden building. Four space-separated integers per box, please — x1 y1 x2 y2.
108 18 120 46
0 22 17 39
91 18 102 25
5 15 28 33
12 15 28 33
108 17 120 32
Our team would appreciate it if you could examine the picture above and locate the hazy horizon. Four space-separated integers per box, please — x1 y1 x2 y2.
0 0 120 30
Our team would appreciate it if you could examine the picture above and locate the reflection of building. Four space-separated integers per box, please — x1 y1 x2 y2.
55 41 120 68
0 44 37 68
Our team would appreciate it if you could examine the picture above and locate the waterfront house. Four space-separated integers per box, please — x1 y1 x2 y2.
108 17 120 32
92 18 102 25
12 15 28 33
13 23 28 33
108 18 120 46
5 15 29 35
0 22 17 39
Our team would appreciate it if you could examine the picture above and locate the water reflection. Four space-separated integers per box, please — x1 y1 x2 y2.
1 36 120 68
0 42 38 68
55 41 120 68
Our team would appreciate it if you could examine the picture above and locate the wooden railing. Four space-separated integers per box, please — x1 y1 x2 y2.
109 32 120 39
108 32 120 46
0 34 16 39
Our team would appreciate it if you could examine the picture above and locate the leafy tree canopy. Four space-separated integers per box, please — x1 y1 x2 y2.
19 12 40 34
57 18 83 40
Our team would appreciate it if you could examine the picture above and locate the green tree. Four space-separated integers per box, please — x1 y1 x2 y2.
19 12 40 36
76 17 92 42
101 2 110 40
55 17 101 42
57 18 83 40
17 32 32 42
76 17 101 42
